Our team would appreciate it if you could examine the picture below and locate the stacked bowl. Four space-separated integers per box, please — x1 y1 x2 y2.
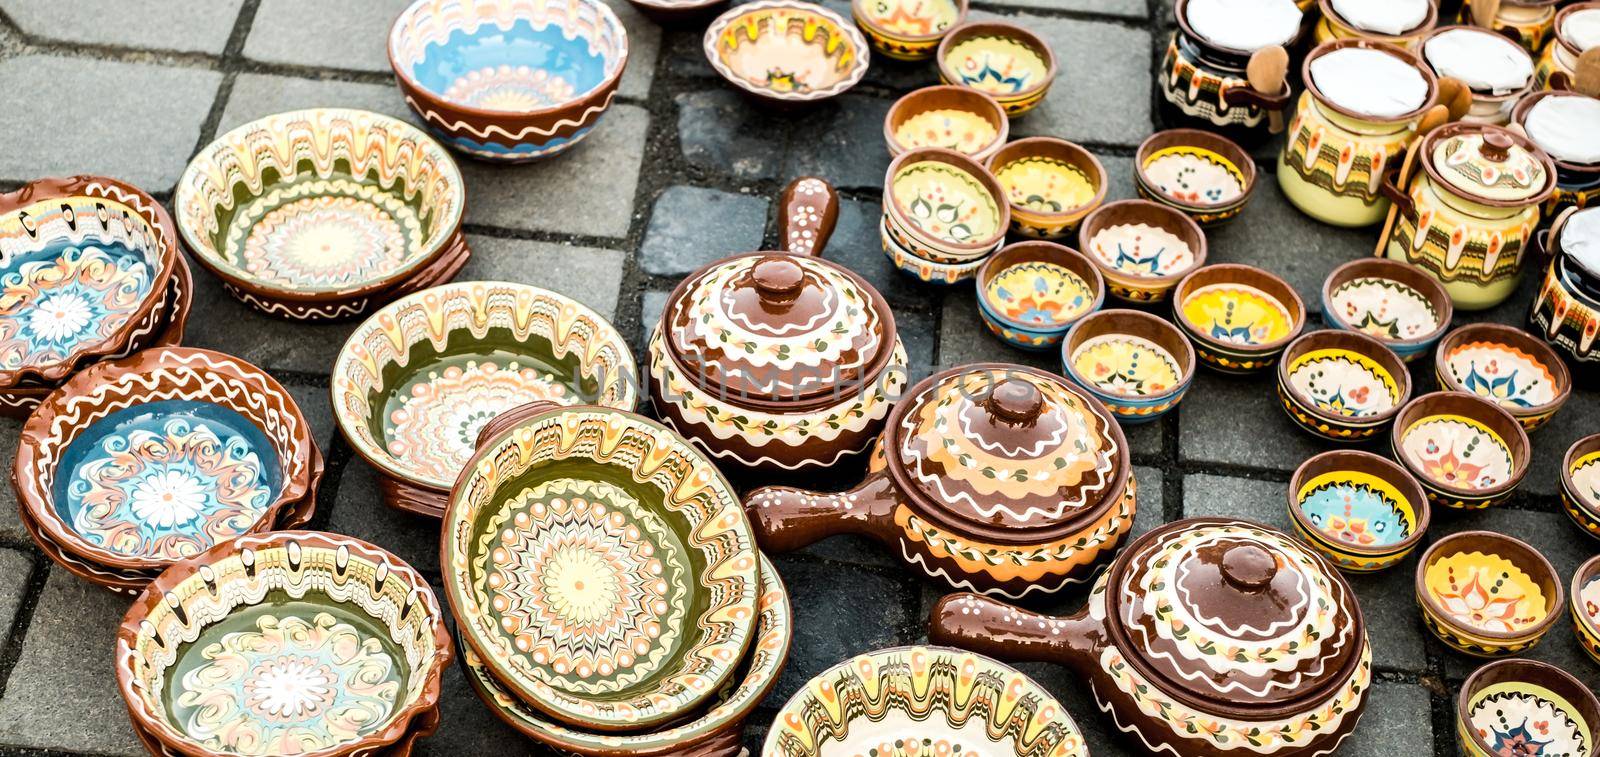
881 146 1010 284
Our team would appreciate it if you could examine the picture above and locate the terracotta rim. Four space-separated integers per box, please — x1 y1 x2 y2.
883 85 1008 159
1134 128 1258 212
886 146 1011 252
1573 553 1600 639
1417 530 1564 642
1320 0 1437 40
1562 433 1600 515
985 137 1108 222
1288 449 1431 558
1457 658 1600 755
1301 38 1440 123
1418 25 1535 101
1078 199 1209 288
1320 257 1453 351
853 0 969 43
1174 263 1307 353
1060 308 1196 405
1550 2 1600 58
1390 391 1532 498
703 0 869 103
1277 329 1412 427
1416 121 1558 208
936 21 1058 101
1174 0 1308 58
1511 90 1600 173
976 241 1106 333
1433 322 1572 418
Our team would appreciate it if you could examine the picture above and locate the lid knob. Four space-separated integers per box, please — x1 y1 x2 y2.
984 379 1044 425
1220 543 1278 591
1480 131 1513 163
752 257 806 302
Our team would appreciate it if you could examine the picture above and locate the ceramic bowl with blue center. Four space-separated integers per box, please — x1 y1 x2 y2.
389 0 629 162
1289 449 1430 572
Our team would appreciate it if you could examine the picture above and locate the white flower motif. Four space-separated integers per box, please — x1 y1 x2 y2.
27 290 94 342
246 656 336 719
128 469 209 528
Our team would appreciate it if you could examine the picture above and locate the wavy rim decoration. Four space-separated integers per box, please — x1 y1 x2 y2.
935 20 1059 102
1277 329 1411 428
1434 322 1572 418
702 0 871 103
1320 257 1452 351
1288 449 1431 559
1391 391 1530 499
1416 530 1564 643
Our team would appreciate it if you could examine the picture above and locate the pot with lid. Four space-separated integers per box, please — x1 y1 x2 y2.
1513 90 1600 216
744 363 1136 599
1421 26 1537 125
1160 0 1304 145
1531 205 1600 364
1315 0 1439 49
1459 0 1561 52
648 177 909 477
1533 2 1600 90
929 517 1373 757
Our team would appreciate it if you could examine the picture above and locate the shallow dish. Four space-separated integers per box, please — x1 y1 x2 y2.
976 241 1104 350
1061 308 1196 424
704 0 869 106
1321 257 1452 362
986 137 1107 239
116 530 452 757
1418 530 1564 657
1574 555 1600 665
1174 263 1306 373
1289 449 1429 572
389 0 629 161
1561 434 1600 540
441 402 759 732
1392 391 1530 509
883 85 1007 160
1435 323 1571 431
885 146 1010 259
936 22 1057 115
1277 329 1411 442
1135 128 1258 226
853 0 966 60
1078 199 1207 303
331 281 637 518
1457 658 1600 756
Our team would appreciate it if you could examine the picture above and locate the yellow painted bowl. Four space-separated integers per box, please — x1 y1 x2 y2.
1457 659 1599 757
884 146 1010 259
1077 199 1207 303
884 85 1008 161
1288 450 1429 572
1276 329 1411 442
1173 263 1306 373
1060 308 1195 425
1390 391 1530 509
936 21 1057 115
1417 530 1563 657
986 137 1107 240
852 0 966 61
1134 128 1258 227
1573 554 1600 665
976 241 1104 350
1561 434 1600 541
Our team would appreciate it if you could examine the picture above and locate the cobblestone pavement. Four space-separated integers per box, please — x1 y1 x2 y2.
0 1 1595 756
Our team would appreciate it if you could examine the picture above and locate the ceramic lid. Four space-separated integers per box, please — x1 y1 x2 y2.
1184 0 1303 52
889 365 1124 534
1424 124 1554 205
1561 207 1600 279
1109 519 1365 711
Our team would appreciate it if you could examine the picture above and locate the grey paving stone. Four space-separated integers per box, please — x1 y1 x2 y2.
286 383 336 453
459 235 627 319
636 289 670 354
0 0 244 54
784 95 895 192
415 657 544 755
1521 386 1600 498
182 263 360 376
676 89 788 182
0 549 33 636
1098 153 1140 208
1206 174 1376 308
606 0 660 100
827 198 935 310
218 73 411 133
1180 472 1289 523
1178 368 1379 472
244 0 413 73
0 568 143 756
458 103 650 238
1003 15 1152 148
0 416 24 543
639 186 768 277
0 55 221 190
1341 682 1435 757
1131 465 1167 539
326 461 442 576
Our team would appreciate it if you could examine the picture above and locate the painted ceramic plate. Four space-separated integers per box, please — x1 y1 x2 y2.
1296 470 1414 549
1400 415 1515 491
1328 276 1440 342
856 0 961 38
1424 550 1551 635
942 34 1050 95
894 108 998 155
1285 348 1402 418
1086 222 1197 278
766 646 1086 756
1180 282 1296 346
994 156 1098 215
1464 680 1595 755
1069 333 1183 397
705 1 868 101
1572 450 1600 510
1443 340 1560 410
891 160 1003 244
983 260 1095 328
1142 146 1245 206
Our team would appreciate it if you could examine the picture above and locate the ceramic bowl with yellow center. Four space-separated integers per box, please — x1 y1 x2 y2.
1416 530 1563 657
1434 323 1571 431
704 0 870 106
1391 391 1530 509
1077 199 1207 303
1321 257 1453 362
1289 450 1429 572
1276 329 1411 442
1135 128 1258 226
884 146 1009 263
1060 308 1195 424
976 241 1104 350
936 21 1057 115
1173 263 1306 373
987 137 1107 240
884 85 1008 161
1561 434 1600 540
1457 658 1600 757
852 0 967 60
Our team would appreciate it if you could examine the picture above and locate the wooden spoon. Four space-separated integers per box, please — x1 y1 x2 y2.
1374 105 1450 257
1471 0 1501 30
1248 45 1290 134
1574 47 1600 99
1436 77 1473 123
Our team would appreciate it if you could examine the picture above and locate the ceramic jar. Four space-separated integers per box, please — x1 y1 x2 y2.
1530 206 1600 364
745 363 1136 600
1420 26 1537 125
1513 91 1600 218
1533 2 1600 89
1280 40 1439 227
1315 0 1439 49
650 177 908 477
1161 0 1303 144
1381 123 1557 309
1459 0 1561 51
930 517 1373 757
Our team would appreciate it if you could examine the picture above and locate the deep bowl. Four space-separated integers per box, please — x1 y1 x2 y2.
1288 449 1429 572
976 241 1105 350
1561 433 1600 540
704 0 869 106
1457 658 1600 756
1418 530 1564 657
1435 323 1572 431
1391 391 1531 509
1135 128 1258 226
885 146 1010 258
1061 307 1196 424
852 0 967 61
1174 263 1306 372
1276 329 1411 442
1321 257 1453 362
1078 199 1207 303
1574 554 1600 665
986 137 1107 240
936 21 1058 115
389 0 629 161
883 85 1008 160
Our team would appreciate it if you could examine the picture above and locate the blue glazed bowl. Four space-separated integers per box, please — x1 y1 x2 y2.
976 241 1104 351
389 0 628 162
1061 308 1194 424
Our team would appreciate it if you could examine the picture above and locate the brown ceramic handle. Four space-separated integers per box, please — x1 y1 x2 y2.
743 468 900 553
385 706 440 757
777 177 839 257
1221 81 1290 111
928 592 1094 667
1380 171 1414 215
473 400 567 451
377 475 448 519
275 443 325 530
1549 70 1573 92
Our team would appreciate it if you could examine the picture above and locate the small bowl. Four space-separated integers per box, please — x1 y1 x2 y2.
1457 658 1600 755
852 0 967 61
1061 308 1196 424
1078 199 1207 303
1174 263 1306 372
1288 450 1430 572
1560 433 1600 540
884 85 1008 160
885 146 1010 258
704 0 869 107
1135 128 1258 227
1277 329 1412 442
986 137 1108 240
627 0 727 25
881 199 1001 264
117 531 452 757
331 281 638 518
936 22 1058 115
976 241 1105 350
1435 323 1572 431
1392 392 1531 509
880 217 990 284
1418 530 1564 657
1322 257 1453 362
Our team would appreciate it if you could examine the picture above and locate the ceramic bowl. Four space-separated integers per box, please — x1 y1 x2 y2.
14 347 323 591
1435 323 1572 431
331 281 638 518
880 198 1001 264
1457 658 1600 756
986 137 1107 240
853 0 967 61
883 85 1008 160
1391 392 1531 509
1321 257 1453 362
766 646 1087 756
130 710 442 757
976 241 1105 350
626 0 727 25
1418 531 1564 657
389 0 628 162
459 553 790 756
936 22 1058 115
1135 128 1258 227
1277 329 1412 442
885 146 1010 261
1174 263 1306 373
1561 434 1600 540
441 402 760 731
1288 450 1430 572
1574 554 1600 664
880 216 989 283
1061 308 1196 424
704 0 869 107
176 108 469 321
1078 199 1207 303
117 530 452 757
0 176 178 388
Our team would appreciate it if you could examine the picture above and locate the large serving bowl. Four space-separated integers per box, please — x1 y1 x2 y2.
704 0 869 106
987 137 1107 240
1435 323 1571 431
116 530 452 757
767 646 1087 756
1135 128 1258 227
883 85 1008 160
1078 199 1206 303
332 281 637 518
389 0 628 161
1391 391 1530 509
1457 658 1600 756
1288 449 1429 572
1276 329 1411 442
1321 257 1452 362
1561 433 1600 539
441 402 760 731
1061 308 1195 424
853 0 967 61
976 241 1104 350
1174 263 1305 372
176 109 468 321
936 21 1057 115
1574 554 1600 664
14 347 322 594
1418 530 1563 656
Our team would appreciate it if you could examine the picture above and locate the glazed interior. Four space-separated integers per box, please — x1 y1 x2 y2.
1279 331 1409 421
389 0 626 113
1064 309 1194 400
1438 324 1568 414
1323 258 1449 346
887 86 1006 156
979 243 1102 330
1291 451 1426 553
1395 393 1528 494
1421 532 1559 638
1576 555 1600 639
706 2 867 99
1176 264 1305 349
442 406 757 730
940 24 1053 97
889 150 1006 248
1079 201 1206 282
989 139 1106 219
331 282 637 489
1460 661 1598 756
176 109 463 296
1567 435 1600 511
1137 129 1256 209
855 0 963 39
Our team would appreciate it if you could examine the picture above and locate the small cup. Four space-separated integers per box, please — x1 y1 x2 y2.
1560 434 1600 540
1457 658 1600 756
1418 530 1564 657
1134 128 1258 226
1277 329 1412 442
976 241 1105 350
986 137 1107 240
1321 257 1453 362
1288 449 1430 572
1391 392 1531 509
936 21 1057 115
1573 554 1600 666
1060 308 1196 424
1173 263 1306 372
852 0 967 61
1434 323 1571 431
1078 199 1207 303
884 85 1008 160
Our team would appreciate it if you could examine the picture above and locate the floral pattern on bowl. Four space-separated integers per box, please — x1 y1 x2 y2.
1289 450 1429 572
942 32 1048 95
894 108 997 155
1572 450 1600 511
1399 415 1514 491
1425 550 1550 634
1142 145 1246 206
1443 341 1559 410
1069 334 1182 398
1085 222 1197 278
704 0 869 104
890 159 1002 245
1299 473 1411 548
983 260 1095 329
993 156 1098 217
856 0 960 37
1328 277 1440 342
1284 348 1402 418
1179 282 1295 346
1465 684 1592 756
